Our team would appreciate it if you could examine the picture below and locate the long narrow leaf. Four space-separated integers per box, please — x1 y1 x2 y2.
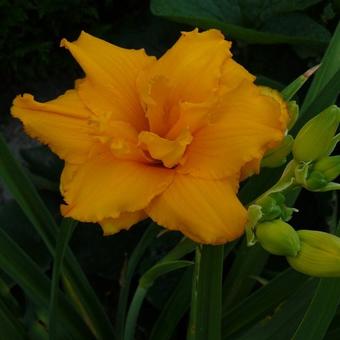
0 133 114 339
222 241 268 312
188 245 224 340
292 278 340 340
123 237 195 340
234 279 317 340
301 22 340 115
150 267 193 340
222 269 307 337
0 296 26 339
115 222 159 339
0 227 92 339
150 240 235 340
124 260 193 340
49 218 77 340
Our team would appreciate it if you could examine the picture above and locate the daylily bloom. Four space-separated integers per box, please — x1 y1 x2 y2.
12 29 288 244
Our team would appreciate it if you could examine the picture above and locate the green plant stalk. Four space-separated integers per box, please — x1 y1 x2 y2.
49 218 77 340
122 237 195 340
124 260 192 340
150 267 193 340
187 245 202 340
124 286 147 340
115 222 159 339
150 241 235 340
187 244 224 340
0 133 114 339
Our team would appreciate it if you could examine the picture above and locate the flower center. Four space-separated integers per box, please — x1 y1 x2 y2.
138 129 193 168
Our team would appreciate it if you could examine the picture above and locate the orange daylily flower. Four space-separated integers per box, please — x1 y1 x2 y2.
12 29 288 244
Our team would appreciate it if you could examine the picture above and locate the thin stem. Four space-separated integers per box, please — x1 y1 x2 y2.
187 245 202 340
123 286 147 340
115 223 159 339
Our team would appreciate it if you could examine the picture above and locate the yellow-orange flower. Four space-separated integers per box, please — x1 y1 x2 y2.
11 29 288 244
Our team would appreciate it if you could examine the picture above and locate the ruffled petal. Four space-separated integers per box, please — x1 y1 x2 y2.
146 174 246 244
219 58 255 93
11 91 94 164
139 129 192 168
60 155 174 222
99 210 147 235
61 31 155 130
138 29 232 106
178 81 288 179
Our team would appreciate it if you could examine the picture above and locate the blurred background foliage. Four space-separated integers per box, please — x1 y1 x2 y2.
0 1 339 339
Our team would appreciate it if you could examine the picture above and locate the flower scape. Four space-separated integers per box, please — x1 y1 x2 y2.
12 29 288 244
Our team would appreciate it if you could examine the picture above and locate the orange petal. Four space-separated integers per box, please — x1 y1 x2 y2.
138 29 232 105
166 100 214 140
99 210 147 235
178 81 287 179
60 154 174 222
11 91 94 164
146 174 246 244
219 58 255 94
139 129 192 168
61 31 155 130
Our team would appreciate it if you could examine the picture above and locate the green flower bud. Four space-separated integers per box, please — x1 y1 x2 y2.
313 156 340 182
256 220 300 256
262 135 294 168
305 171 329 190
292 105 340 162
287 230 340 277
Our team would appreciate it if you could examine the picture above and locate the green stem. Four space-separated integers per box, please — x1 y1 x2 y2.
115 223 159 339
187 244 224 340
123 286 147 340
187 245 202 340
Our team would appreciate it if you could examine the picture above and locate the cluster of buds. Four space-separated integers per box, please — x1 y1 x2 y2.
293 105 340 192
246 104 340 277
254 220 340 277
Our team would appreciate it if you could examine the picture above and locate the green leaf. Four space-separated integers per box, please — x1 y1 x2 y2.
150 267 193 340
150 0 330 46
49 218 77 340
124 260 193 340
239 0 322 23
0 200 51 275
292 278 340 340
188 245 224 340
115 222 160 339
0 227 92 339
150 241 235 340
158 237 195 264
140 260 193 289
222 241 268 311
301 22 340 114
124 238 195 340
222 269 307 337
281 65 319 101
0 133 115 339
234 278 317 340
0 296 26 339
